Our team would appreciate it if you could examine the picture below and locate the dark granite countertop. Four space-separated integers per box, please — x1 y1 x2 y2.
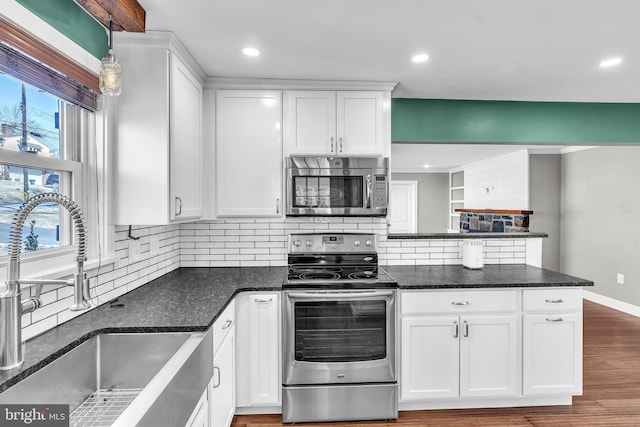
0 263 592 392
388 232 548 239
0 267 285 392
384 264 594 289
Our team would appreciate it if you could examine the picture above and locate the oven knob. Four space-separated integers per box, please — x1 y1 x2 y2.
365 240 373 246
293 240 301 246
306 240 313 246
353 240 361 246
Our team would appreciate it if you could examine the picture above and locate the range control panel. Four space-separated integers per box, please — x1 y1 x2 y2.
289 233 377 253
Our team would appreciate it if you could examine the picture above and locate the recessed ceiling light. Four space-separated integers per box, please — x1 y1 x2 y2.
599 57 623 68
423 164 430 168
412 54 429 63
242 47 261 57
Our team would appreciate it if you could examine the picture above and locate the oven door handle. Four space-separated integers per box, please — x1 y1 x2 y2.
286 290 394 299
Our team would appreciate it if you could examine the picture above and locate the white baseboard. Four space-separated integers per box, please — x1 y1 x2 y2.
583 290 640 318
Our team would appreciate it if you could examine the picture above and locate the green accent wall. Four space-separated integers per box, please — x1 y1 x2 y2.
16 0 108 59
392 98 640 144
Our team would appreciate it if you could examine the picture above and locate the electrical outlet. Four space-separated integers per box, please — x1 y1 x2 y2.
129 241 141 263
617 273 625 284
150 237 160 257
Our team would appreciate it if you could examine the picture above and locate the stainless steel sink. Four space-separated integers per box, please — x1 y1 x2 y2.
0 331 213 427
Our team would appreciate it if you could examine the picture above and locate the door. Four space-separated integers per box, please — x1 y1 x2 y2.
400 316 459 400
388 181 417 233
211 328 235 427
170 53 203 220
235 293 281 407
215 90 283 217
283 290 396 385
523 313 582 395
459 315 519 398
285 91 336 154
336 91 383 155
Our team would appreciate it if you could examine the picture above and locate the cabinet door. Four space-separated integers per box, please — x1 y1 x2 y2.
185 386 209 427
400 316 459 400
211 327 235 427
236 293 281 407
170 53 203 220
523 313 582 395
216 90 283 216
285 91 336 155
459 315 519 398
336 91 383 155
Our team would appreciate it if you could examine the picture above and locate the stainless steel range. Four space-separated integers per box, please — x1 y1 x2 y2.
282 233 398 423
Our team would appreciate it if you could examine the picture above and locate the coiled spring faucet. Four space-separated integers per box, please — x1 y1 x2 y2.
0 193 92 370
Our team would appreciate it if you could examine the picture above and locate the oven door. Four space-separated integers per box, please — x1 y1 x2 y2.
283 289 396 385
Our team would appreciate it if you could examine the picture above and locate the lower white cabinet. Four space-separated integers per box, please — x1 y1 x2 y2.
235 292 281 407
211 325 235 427
522 289 583 395
207 302 236 427
185 385 210 427
401 314 518 400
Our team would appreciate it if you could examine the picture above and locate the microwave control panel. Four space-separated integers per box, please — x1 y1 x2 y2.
372 175 388 208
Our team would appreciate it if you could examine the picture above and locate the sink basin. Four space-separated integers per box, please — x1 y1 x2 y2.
0 331 213 427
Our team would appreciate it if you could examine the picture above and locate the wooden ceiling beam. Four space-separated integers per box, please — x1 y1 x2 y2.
75 0 146 33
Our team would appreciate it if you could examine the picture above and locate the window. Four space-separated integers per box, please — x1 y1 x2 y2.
0 72 93 269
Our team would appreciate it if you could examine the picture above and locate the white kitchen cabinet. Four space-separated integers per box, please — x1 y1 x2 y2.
112 31 203 225
285 91 386 156
185 385 210 427
235 292 281 407
400 290 519 402
215 90 283 217
401 314 518 400
210 303 236 427
522 289 583 395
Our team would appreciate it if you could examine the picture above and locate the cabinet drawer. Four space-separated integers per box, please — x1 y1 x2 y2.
213 301 235 354
523 289 582 312
401 290 519 314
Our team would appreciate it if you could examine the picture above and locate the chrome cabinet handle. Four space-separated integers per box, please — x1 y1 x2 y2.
276 198 280 215
213 366 221 388
463 320 469 337
221 319 233 329
339 137 343 153
175 196 182 216
451 301 470 306
546 317 563 322
330 136 335 153
254 297 273 303
453 321 459 338
545 298 564 303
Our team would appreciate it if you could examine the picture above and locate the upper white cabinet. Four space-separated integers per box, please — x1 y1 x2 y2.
215 90 283 217
112 32 203 225
285 91 387 156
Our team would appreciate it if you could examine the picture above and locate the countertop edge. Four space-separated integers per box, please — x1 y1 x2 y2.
388 232 549 239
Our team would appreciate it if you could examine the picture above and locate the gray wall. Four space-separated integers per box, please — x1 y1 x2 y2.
392 173 449 233
561 146 640 306
529 154 561 271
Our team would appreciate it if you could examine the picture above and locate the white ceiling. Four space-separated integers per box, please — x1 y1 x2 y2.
137 0 638 170
139 0 640 102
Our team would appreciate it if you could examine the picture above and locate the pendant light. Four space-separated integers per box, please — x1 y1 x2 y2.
99 15 121 96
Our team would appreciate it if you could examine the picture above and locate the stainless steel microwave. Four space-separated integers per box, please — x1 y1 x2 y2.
286 156 389 216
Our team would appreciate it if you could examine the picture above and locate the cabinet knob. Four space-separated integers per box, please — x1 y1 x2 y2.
330 137 335 153
339 137 343 153
175 196 183 216
546 317 564 322
451 301 470 306
545 299 564 304
213 366 221 388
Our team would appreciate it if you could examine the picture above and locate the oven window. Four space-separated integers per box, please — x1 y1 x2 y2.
293 176 363 208
294 300 386 362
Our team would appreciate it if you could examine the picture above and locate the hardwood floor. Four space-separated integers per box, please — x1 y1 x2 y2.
231 300 640 426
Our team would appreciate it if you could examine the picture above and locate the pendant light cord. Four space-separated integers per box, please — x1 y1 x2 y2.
108 15 113 50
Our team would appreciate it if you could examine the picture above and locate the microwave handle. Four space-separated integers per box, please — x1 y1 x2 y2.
365 174 372 208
